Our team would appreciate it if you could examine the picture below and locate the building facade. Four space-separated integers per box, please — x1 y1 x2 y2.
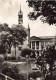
29 36 54 56
18 5 55 56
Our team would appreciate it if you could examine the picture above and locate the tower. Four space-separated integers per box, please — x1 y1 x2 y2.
27 24 30 46
18 5 23 25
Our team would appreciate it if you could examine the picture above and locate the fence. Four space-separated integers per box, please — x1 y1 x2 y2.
0 73 15 80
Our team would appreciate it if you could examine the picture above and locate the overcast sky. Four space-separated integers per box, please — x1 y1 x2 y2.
0 0 56 37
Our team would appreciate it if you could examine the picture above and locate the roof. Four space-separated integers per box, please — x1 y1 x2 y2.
30 36 41 41
40 36 54 39
30 36 54 41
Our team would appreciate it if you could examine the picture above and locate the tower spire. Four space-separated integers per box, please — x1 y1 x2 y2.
18 4 23 25
28 24 30 29
20 4 21 13
28 24 30 46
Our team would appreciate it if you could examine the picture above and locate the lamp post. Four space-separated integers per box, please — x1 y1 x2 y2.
26 55 29 80
21 48 32 80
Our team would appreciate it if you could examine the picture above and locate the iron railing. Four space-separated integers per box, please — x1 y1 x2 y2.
0 73 15 80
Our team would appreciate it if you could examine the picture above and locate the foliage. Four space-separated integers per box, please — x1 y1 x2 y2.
0 23 10 32
36 45 56 79
0 23 27 54
2 63 25 80
29 71 43 79
53 35 56 45
4 56 16 61
27 0 56 25
0 44 6 54
11 25 27 46
0 23 11 54
21 48 32 58
0 55 4 70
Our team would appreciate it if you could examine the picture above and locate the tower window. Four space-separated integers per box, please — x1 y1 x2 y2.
19 15 22 18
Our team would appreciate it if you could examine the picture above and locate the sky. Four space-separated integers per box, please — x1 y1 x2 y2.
0 0 56 37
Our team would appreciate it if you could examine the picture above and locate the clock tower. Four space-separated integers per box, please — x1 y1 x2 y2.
18 5 23 25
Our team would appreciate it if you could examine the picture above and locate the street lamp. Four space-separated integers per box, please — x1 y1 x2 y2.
26 55 29 80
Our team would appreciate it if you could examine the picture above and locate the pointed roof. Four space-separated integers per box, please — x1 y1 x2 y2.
28 24 30 30
20 4 21 13
18 4 23 15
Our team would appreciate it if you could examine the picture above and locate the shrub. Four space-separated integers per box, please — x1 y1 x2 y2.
2 63 25 80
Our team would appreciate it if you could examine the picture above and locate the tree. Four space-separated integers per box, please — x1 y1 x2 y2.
2 63 25 80
21 48 32 58
27 0 56 25
10 24 27 57
0 23 27 57
36 45 56 80
53 35 56 45
0 44 6 54
29 71 43 80
0 23 11 54
11 25 27 45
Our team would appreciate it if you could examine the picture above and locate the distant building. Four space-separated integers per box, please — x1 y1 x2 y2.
18 5 30 47
16 5 55 57
18 5 23 25
29 36 54 56
7 5 56 58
